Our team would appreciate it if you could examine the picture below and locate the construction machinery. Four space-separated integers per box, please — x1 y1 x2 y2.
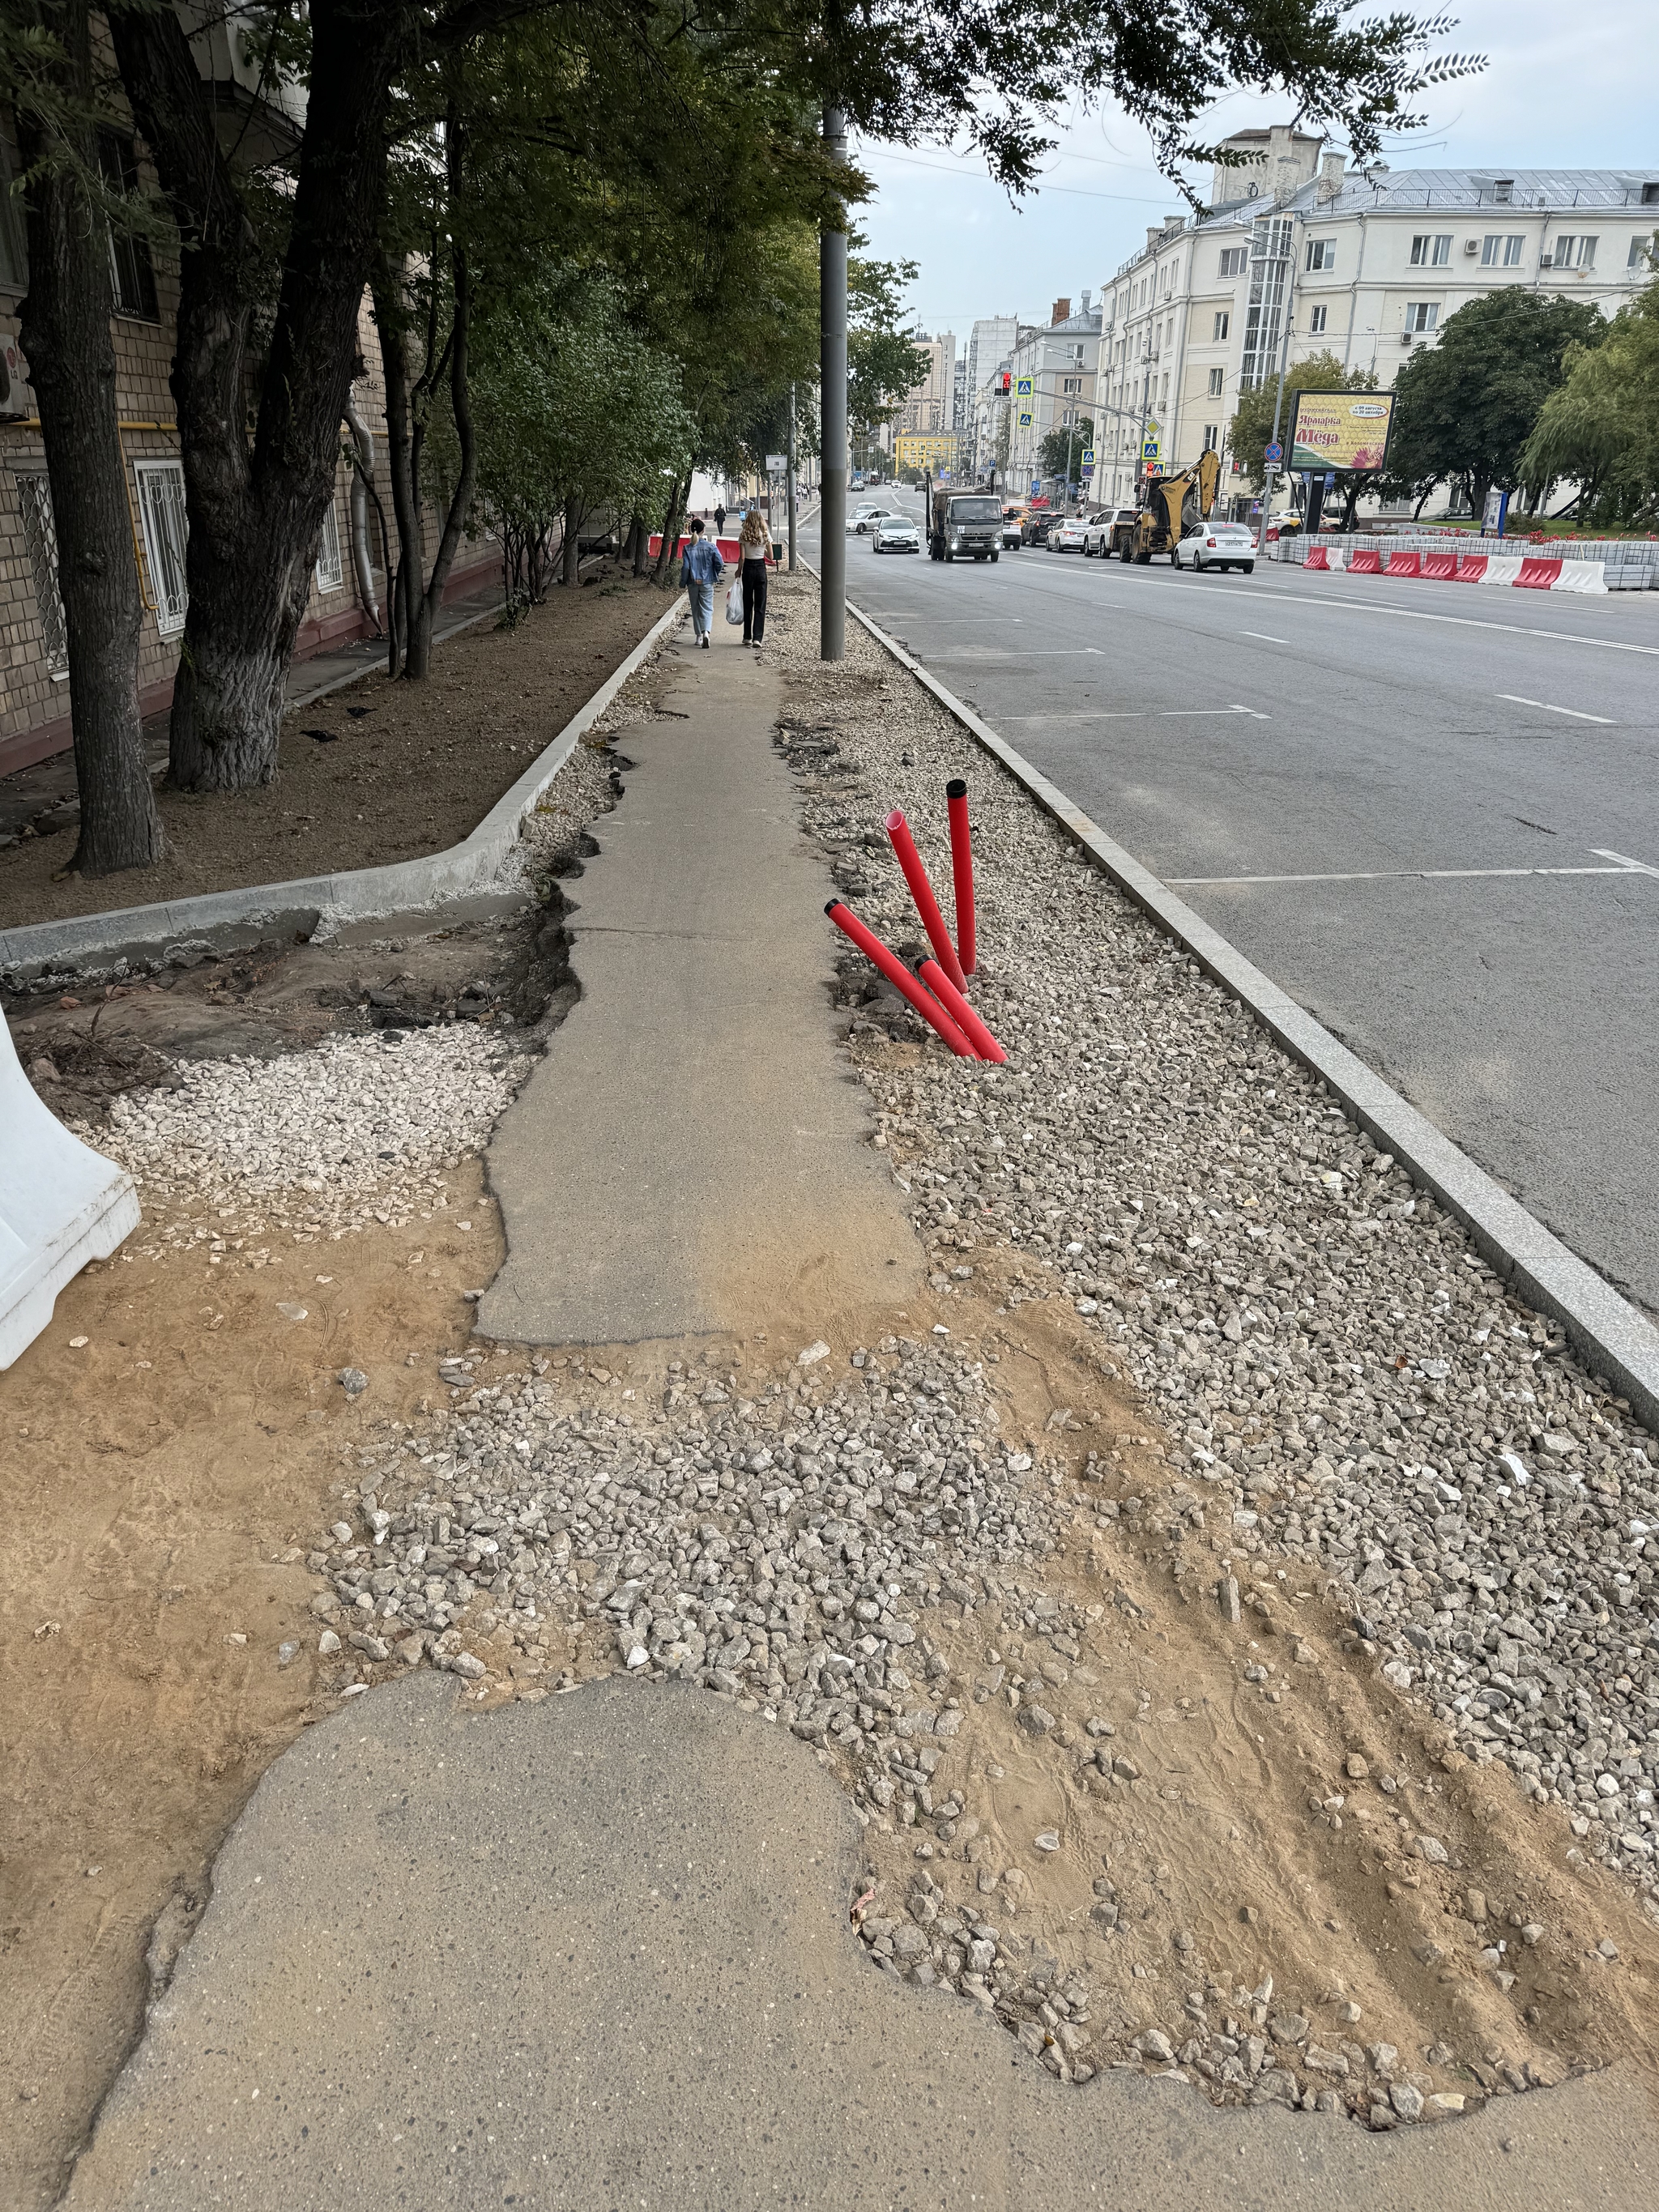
1115 449 1222 564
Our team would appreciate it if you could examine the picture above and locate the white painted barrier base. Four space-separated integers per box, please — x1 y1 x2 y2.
1 1012 140 1368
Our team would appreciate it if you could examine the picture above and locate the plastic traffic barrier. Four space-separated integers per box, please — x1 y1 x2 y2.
917 958 1006 1063
1455 554 1487 582
1348 547 1381 573
1385 549 1421 578
2 1012 140 1367
1421 551 1457 580
945 778 976 978
885 808 967 991
825 901 974 1056
1516 557 1563 590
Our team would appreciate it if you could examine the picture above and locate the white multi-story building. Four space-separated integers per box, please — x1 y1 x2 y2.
895 331 957 438
965 313 1020 478
1098 130 1659 511
1005 294 1102 493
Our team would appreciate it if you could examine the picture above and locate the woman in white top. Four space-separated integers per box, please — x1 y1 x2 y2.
738 508 771 647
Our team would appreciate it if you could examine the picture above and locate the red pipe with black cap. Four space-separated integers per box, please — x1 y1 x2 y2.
825 901 974 1056
945 778 975 977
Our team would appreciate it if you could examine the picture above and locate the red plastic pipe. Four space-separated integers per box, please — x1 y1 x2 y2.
945 778 976 978
917 957 1006 1064
825 901 974 1057
885 809 966 991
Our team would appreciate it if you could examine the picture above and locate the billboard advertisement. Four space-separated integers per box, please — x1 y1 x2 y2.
1287 390 1395 473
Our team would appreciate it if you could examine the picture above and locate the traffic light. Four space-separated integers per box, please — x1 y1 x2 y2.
1000 372 1011 393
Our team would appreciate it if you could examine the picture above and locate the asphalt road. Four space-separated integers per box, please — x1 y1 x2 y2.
810 497 1659 1319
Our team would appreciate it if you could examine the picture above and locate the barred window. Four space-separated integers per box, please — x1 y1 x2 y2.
12 471 68 676
134 458 189 634
313 496 344 591
96 132 160 321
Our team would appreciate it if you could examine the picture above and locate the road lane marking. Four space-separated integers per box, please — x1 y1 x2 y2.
1241 632 1291 645
1497 695 1615 723
998 705 1269 722
1591 847 1659 877
1170 863 1649 887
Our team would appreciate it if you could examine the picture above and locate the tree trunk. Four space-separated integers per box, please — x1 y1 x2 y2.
406 76 476 680
561 494 583 586
651 471 689 586
112 0 406 789
18 0 164 876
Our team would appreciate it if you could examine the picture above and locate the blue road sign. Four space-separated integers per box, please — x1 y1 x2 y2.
1264 441 1283 465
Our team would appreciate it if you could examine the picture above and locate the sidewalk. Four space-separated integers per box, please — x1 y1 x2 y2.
49 571 1659 2206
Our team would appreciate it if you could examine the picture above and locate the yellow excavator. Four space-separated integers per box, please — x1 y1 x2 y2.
1118 448 1222 564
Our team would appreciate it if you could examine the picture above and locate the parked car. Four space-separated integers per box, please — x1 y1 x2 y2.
1049 515 1090 553
1083 506 1137 556
872 514 921 555
1173 520 1257 573
1021 510 1054 547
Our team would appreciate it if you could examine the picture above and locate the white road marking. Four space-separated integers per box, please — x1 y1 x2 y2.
1497 694 1615 723
1591 847 1659 877
1171 860 1651 887
1241 632 1291 646
1229 703 1272 719
999 705 1268 722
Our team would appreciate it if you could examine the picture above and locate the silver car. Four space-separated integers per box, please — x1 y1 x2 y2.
1174 521 1256 573
872 515 920 554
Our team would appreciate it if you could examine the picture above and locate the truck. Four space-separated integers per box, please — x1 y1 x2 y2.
927 484 1004 563
1114 450 1222 564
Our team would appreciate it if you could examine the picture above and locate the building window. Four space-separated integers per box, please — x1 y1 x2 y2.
1410 234 1452 267
0 126 28 292
1218 247 1247 278
313 496 344 592
1207 367 1225 396
1306 238 1337 271
1309 304 1328 334
1481 234 1525 266
1551 234 1597 268
96 132 160 322
1405 301 1439 334
1492 179 1514 203
1213 309 1230 341
1630 232 1658 269
134 458 189 635
12 471 68 676
1202 424 1218 453
1644 183 1659 207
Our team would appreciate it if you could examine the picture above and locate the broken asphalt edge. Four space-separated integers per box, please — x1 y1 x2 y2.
0 592 688 990
813 565 1659 1441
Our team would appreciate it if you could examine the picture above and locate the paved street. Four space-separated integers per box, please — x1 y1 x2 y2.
811 497 1659 1317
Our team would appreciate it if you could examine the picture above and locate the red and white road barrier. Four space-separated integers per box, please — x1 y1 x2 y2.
885 808 967 991
1303 544 1606 592
825 901 975 1057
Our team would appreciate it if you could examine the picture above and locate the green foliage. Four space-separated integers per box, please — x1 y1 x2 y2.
1520 277 1659 525
846 255 930 442
1038 417 1094 480
1227 352 1374 486
1386 288 1611 513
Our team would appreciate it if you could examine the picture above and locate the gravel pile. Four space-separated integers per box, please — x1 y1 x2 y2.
92 1027 531 1253
766 578 1657 1893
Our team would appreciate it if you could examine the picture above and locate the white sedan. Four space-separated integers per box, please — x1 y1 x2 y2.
847 505 905 535
1174 521 1257 573
1049 516 1090 552
872 515 921 554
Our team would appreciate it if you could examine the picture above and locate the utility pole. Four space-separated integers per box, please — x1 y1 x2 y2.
820 104 847 661
1256 215 1300 557
786 381 798 573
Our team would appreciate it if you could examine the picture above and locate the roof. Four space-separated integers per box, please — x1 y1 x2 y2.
1287 168 1659 217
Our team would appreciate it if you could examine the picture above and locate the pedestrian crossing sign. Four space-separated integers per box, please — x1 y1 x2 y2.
1018 410 1033 428
1015 377 1033 400
1141 435 1161 462
1081 449 1095 466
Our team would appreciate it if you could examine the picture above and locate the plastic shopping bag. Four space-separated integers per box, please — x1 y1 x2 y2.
725 574 744 626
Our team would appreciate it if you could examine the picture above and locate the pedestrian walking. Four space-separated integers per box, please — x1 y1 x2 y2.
680 518 723 649
738 507 771 647
713 501 727 537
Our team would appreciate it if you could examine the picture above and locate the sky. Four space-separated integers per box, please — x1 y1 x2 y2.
849 0 1654 339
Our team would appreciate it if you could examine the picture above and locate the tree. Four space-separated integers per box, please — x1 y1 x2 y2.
1038 416 1094 484
10 0 164 875
1520 278 1659 526
847 256 930 459
1386 289 1610 520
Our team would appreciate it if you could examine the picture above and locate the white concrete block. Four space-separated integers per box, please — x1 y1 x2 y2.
1 1011 140 1368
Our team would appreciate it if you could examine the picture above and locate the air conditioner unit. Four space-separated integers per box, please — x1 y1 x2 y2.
1464 238 1480 254
0 335 32 420
1401 330 1415 344
1539 254 1553 268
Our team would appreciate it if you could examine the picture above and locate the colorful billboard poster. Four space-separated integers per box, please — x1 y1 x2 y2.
1287 390 1395 472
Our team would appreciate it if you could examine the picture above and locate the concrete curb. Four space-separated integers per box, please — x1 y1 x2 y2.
825 571 1659 1437
0 590 687 987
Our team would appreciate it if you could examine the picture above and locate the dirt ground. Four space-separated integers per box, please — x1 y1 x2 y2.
0 561 666 934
